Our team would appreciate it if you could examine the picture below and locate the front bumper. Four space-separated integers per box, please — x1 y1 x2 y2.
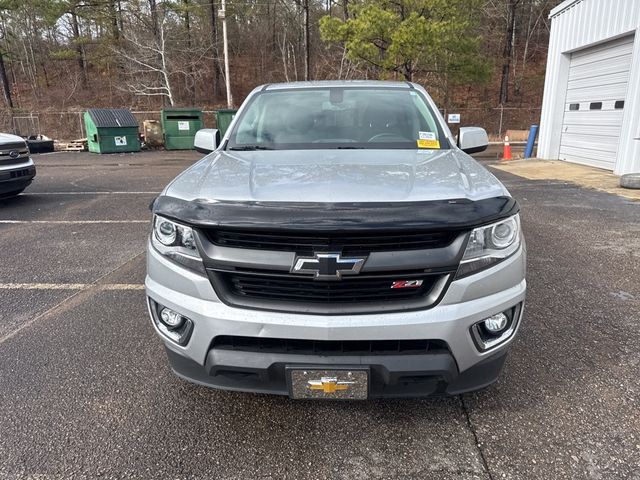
0 160 36 196
145 241 526 398
165 344 510 398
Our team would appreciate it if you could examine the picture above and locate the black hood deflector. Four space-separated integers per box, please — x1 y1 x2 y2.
151 196 519 232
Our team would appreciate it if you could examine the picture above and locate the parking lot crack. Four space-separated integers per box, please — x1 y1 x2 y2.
459 395 495 480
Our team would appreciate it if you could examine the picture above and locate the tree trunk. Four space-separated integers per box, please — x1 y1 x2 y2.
149 0 159 39
0 50 14 108
117 1 125 32
499 0 519 104
209 0 221 98
109 1 120 39
403 61 412 82
184 0 196 103
279 31 290 82
70 11 88 88
303 0 310 80
26 37 40 97
40 59 50 88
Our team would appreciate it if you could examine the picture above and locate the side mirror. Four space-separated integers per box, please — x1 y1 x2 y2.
194 129 220 154
458 127 488 154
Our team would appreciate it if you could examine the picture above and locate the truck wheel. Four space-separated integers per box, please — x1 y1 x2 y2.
620 173 640 189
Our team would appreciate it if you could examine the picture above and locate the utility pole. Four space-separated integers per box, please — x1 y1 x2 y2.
219 0 233 108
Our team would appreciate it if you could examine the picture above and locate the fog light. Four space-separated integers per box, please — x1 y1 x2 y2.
147 299 194 346
483 313 508 334
470 305 522 352
160 307 184 329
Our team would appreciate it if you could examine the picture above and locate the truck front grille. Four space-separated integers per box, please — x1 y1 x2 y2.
208 269 450 314
206 229 456 255
0 142 28 153
201 227 464 314
0 143 29 166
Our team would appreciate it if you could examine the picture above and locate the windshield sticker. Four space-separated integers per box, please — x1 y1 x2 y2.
419 131 436 140
417 139 440 148
417 131 439 149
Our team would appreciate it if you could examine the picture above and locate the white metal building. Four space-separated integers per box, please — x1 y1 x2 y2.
538 0 640 175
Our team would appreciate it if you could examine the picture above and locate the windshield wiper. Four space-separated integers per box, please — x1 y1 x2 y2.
228 145 274 151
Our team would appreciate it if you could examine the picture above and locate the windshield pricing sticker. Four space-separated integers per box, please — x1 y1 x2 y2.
417 131 439 149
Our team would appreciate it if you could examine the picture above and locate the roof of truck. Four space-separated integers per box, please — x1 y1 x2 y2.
262 80 414 90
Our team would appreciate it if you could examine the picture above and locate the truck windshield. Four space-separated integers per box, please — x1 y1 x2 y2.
226 87 449 151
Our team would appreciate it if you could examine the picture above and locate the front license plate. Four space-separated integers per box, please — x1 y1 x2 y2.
287 367 369 400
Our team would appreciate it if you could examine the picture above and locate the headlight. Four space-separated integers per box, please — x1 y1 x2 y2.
455 214 521 278
151 215 204 273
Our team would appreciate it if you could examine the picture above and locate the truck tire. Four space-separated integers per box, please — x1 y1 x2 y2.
620 173 640 189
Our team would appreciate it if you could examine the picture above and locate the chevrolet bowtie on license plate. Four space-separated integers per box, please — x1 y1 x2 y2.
287 367 369 400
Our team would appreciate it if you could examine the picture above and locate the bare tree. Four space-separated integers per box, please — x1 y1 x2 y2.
514 0 552 98
115 8 177 105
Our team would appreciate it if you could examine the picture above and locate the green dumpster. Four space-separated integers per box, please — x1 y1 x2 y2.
161 108 203 150
84 109 141 154
215 109 238 136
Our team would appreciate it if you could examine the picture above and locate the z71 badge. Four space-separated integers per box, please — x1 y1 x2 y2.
390 280 424 289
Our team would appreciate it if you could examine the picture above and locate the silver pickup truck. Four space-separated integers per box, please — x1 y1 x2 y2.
146 81 526 399
0 133 36 198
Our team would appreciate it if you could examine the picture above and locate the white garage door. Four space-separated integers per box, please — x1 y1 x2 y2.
559 35 634 170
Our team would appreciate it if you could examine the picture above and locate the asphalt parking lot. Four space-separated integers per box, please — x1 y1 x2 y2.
1 150 639 479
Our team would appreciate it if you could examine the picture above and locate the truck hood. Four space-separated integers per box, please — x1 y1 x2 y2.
164 149 507 203
0 133 27 145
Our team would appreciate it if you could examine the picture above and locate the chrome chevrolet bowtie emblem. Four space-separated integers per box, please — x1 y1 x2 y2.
291 252 366 280
308 376 355 393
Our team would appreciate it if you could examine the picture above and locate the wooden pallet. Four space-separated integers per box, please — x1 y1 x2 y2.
55 139 87 152
64 144 86 151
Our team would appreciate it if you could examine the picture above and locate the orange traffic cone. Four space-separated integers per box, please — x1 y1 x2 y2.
502 135 512 161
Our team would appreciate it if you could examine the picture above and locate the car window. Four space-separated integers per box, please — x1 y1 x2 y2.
227 87 449 150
